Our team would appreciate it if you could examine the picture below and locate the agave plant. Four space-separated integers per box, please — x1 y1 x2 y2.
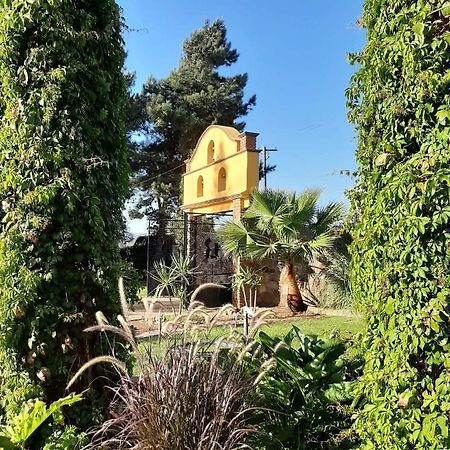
231 266 263 311
219 189 344 312
151 253 197 313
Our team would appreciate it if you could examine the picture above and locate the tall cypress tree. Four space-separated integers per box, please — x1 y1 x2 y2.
348 1 450 448
0 0 128 421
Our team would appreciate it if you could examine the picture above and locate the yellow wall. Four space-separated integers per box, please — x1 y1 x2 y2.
182 125 259 214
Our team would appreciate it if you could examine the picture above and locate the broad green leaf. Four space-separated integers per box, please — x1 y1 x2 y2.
0 435 14 450
412 22 424 38
375 153 390 166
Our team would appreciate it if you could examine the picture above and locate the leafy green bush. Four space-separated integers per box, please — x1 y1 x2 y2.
0 394 83 450
243 327 362 449
0 0 129 422
347 0 450 448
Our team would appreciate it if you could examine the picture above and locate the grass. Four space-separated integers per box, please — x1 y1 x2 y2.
259 315 364 340
136 315 364 366
195 314 364 342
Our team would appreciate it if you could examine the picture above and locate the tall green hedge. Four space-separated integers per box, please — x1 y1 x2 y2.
0 0 128 422
347 0 450 448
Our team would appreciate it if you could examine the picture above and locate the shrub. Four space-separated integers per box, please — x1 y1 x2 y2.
347 0 450 448
89 343 257 450
0 394 83 449
242 327 362 450
68 305 263 449
318 281 353 310
41 427 86 450
0 0 129 422
151 253 197 312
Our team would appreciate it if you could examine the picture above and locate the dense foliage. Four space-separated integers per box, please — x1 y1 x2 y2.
347 0 450 448
243 327 361 450
128 19 256 258
219 189 344 311
0 394 83 450
0 0 129 425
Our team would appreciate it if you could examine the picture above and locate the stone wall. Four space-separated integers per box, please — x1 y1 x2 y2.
244 259 324 309
255 260 280 307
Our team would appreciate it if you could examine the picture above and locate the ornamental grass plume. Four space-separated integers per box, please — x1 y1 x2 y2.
88 343 257 450
68 280 266 449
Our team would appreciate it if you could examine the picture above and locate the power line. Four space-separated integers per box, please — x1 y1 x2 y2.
137 162 185 184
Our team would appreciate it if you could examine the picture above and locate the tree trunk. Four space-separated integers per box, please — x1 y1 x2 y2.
280 262 308 313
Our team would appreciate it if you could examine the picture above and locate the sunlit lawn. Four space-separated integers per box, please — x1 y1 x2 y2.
260 315 364 340
136 315 364 366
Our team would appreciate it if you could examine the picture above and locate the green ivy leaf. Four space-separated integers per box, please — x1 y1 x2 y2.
442 3 450 17
385 298 395 315
375 153 391 166
437 416 448 438
412 22 424 40
436 108 450 124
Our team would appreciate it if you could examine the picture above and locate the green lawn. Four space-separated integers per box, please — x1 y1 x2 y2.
137 315 364 362
259 315 364 340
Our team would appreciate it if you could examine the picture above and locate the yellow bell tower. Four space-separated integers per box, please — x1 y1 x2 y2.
181 125 260 218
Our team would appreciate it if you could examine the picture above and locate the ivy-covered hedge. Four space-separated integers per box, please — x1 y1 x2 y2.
347 0 450 448
0 0 128 423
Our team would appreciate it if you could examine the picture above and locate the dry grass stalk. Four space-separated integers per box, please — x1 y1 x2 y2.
85 340 259 449
67 281 279 449
118 277 130 317
67 356 127 390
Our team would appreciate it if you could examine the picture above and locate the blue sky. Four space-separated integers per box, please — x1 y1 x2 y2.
117 0 366 234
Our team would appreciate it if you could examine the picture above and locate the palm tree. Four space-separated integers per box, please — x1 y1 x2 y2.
218 189 344 312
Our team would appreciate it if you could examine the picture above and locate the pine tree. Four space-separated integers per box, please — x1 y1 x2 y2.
129 19 256 256
0 0 129 424
347 1 450 448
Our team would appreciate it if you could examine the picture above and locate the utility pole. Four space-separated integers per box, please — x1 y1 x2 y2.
146 215 151 296
261 146 278 189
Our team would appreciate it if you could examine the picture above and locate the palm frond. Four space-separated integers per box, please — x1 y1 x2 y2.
218 189 343 266
310 231 336 249
246 240 282 261
289 189 321 229
244 189 289 234
314 202 345 234
295 189 321 213
218 220 252 258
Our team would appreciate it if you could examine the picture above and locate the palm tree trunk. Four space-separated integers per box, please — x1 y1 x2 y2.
280 262 308 313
